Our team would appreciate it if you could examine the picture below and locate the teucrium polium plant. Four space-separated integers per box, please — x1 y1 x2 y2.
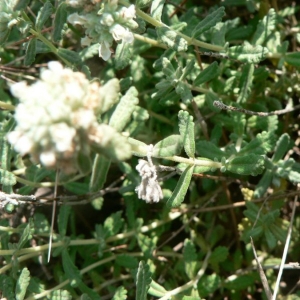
1 0 300 299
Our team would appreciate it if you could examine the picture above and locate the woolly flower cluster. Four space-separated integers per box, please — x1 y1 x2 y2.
67 0 138 61
7 61 131 173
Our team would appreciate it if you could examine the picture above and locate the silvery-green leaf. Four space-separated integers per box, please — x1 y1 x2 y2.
193 61 219 86
57 48 82 66
166 165 194 207
109 87 139 132
115 41 133 70
151 0 165 22
24 38 36 66
228 42 269 63
157 27 188 52
251 8 276 46
191 7 225 38
237 63 254 104
99 78 120 114
90 154 111 192
35 1 53 31
178 110 195 158
52 2 67 42
153 135 183 157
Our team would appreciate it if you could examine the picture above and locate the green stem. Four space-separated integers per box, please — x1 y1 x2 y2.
119 0 224 52
29 28 73 68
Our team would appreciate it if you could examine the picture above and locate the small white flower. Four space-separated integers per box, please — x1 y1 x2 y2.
100 13 114 27
120 5 136 20
110 24 134 43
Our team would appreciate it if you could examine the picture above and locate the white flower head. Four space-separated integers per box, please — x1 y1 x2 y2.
135 157 163 204
7 61 110 173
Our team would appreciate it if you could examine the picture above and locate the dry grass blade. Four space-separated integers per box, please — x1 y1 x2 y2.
250 237 273 300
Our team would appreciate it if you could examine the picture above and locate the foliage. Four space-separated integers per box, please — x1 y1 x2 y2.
0 0 300 299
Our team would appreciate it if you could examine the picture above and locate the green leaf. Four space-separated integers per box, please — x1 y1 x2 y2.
0 28 10 45
196 140 225 160
58 205 71 237
193 61 219 86
151 0 165 22
226 154 265 176
209 246 229 264
254 169 273 198
237 63 254 104
115 41 133 70
35 1 53 31
103 211 124 237
112 286 128 300
224 274 255 290
99 78 120 114
136 0 152 8
192 7 225 38
272 133 290 163
197 274 221 298
116 254 139 269
161 57 175 77
14 0 30 11
166 165 194 207
285 52 300 67
264 227 277 249
62 249 82 287
63 182 89 195
0 169 16 186
24 38 36 66
52 2 67 42
183 239 197 279
76 150 92 175
17 219 34 250
152 135 183 157
238 131 275 156
156 27 188 52
175 81 193 104
109 86 139 132
128 137 148 157
251 8 276 46
178 110 195 158
89 154 111 192
181 59 196 80
137 233 157 258
0 275 14 300
228 42 269 63
16 268 30 300
57 48 82 66
148 280 168 297
135 261 152 300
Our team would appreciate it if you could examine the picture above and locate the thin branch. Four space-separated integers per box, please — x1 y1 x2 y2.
250 237 273 300
214 100 300 116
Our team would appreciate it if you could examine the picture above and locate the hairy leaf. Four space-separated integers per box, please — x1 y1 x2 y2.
166 165 194 207
15 268 30 300
192 7 225 38
157 27 188 52
52 2 67 42
228 42 269 63
153 135 183 157
35 1 53 31
193 61 219 86
178 110 195 158
136 261 152 300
